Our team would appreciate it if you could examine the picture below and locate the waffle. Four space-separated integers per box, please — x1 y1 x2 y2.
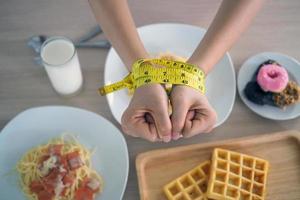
207 148 269 200
163 160 211 200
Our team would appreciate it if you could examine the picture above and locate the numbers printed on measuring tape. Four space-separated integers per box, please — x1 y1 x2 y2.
99 59 206 95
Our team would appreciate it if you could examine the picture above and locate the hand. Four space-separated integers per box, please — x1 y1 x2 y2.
121 84 172 142
170 85 217 140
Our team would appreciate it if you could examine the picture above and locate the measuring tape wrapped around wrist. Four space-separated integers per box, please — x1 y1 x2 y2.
98 58 206 95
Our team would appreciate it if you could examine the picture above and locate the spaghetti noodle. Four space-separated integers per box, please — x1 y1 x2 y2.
16 134 103 200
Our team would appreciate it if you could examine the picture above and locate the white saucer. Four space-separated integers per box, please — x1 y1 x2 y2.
238 52 300 120
104 23 236 127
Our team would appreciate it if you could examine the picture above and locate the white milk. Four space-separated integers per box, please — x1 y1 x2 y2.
41 37 83 96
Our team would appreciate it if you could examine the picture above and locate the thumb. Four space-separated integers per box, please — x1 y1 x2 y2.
170 100 189 140
152 108 172 142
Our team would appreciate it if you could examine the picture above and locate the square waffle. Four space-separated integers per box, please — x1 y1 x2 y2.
163 160 211 200
207 148 269 200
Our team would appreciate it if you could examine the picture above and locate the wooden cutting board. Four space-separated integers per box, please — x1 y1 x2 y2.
136 130 300 200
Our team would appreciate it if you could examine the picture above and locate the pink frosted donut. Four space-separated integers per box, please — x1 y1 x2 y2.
257 64 289 93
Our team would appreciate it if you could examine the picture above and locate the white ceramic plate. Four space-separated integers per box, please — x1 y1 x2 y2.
238 52 300 120
104 23 236 127
0 106 128 200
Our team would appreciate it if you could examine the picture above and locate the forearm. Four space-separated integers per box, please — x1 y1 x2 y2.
188 0 264 74
88 0 148 70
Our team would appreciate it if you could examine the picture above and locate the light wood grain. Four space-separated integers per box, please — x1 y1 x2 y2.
0 0 300 199
136 130 300 200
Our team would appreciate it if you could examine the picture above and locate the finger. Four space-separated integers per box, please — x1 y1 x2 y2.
183 109 217 137
186 110 195 121
145 113 162 141
122 109 158 142
183 110 208 138
170 100 189 140
148 123 163 142
203 109 217 133
132 118 159 142
145 113 155 124
192 101 217 134
152 109 172 142
185 109 212 133
121 109 138 137
121 124 138 137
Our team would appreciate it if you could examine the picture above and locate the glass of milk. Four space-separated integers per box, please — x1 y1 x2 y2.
40 36 83 96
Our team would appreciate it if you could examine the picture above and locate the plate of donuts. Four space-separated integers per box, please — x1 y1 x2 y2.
238 52 300 120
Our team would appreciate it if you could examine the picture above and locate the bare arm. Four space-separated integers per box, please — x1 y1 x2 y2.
88 0 148 70
170 0 264 139
89 0 172 142
188 0 264 74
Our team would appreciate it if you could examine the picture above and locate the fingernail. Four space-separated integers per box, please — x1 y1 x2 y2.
162 136 171 143
172 135 180 140
172 132 181 140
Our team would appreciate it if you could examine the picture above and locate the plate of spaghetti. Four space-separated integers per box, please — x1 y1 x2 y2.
17 135 103 200
0 106 129 200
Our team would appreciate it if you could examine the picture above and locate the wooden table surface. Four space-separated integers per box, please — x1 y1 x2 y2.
0 0 299 199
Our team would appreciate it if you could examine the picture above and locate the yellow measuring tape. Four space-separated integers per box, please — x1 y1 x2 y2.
99 58 206 95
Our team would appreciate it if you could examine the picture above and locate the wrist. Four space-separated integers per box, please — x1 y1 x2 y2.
126 51 149 71
186 58 209 76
